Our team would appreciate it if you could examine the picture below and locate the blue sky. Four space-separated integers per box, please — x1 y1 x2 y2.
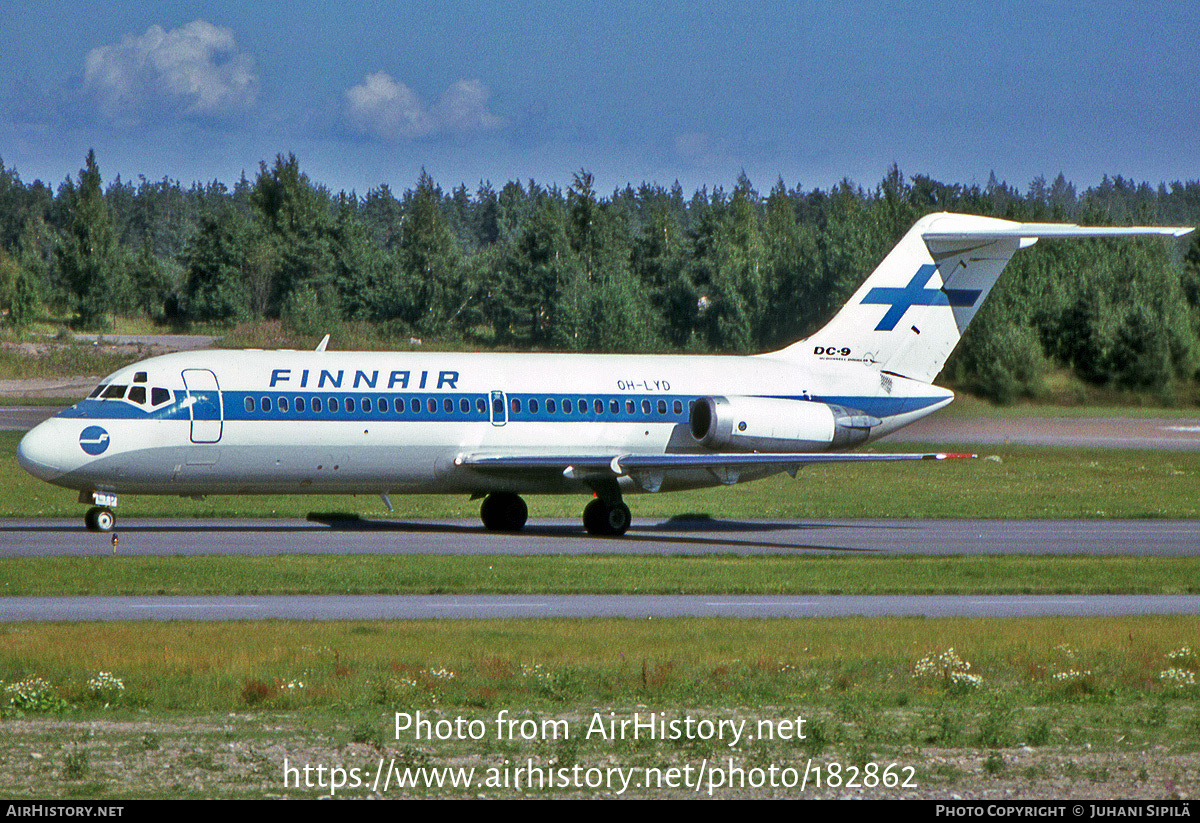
3 1 1197 197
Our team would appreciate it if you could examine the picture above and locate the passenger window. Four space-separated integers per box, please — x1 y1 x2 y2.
547 398 557 414
476 397 486 414
411 398 421 413
427 398 437 413
626 400 634 414
295 397 306 413
312 397 323 413
511 398 521 414
329 398 339 412
441 398 451 413
561 399 571 415
594 399 603 414
610 399 618 414
362 398 372 413
658 400 667 414
460 398 470 413
673 400 683 415
262 397 272 412
278 397 289 413
378 398 388 413
641 399 651 414
346 398 356 412
245 397 255 413
127 386 146 405
529 398 539 414
151 387 170 406
578 399 587 414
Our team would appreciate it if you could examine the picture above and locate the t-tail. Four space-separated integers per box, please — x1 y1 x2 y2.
776 212 1193 384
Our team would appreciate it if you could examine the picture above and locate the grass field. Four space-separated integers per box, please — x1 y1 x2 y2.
1 618 1198 798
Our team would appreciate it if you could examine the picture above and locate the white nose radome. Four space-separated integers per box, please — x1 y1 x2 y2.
17 420 67 482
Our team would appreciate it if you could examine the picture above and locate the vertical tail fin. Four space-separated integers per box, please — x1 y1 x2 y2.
775 212 1192 384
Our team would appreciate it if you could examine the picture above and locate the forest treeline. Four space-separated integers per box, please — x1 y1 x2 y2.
2 150 1200 403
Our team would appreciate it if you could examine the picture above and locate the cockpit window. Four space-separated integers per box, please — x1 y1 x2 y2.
101 385 127 399
151 387 171 406
127 386 146 405
88 385 106 399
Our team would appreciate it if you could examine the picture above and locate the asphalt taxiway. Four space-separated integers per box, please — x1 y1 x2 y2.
2 516 1198 557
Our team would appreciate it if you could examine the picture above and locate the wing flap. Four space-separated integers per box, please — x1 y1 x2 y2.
456 451 974 487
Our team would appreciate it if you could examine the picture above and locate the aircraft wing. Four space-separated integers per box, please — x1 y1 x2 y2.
456 451 973 490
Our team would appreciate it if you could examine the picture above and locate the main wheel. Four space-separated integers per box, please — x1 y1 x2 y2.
85 507 116 533
479 493 528 532
582 499 631 536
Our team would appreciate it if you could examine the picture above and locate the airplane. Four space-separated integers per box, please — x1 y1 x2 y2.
16 212 1193 535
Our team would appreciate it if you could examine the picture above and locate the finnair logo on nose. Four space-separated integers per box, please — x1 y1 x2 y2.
79 426 110 456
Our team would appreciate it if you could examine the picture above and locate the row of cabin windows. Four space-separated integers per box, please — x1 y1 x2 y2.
242 395 689 418
512 397 686 417
245 395 485 415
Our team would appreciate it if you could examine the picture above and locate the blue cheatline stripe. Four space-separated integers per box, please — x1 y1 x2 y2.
55 391 949 425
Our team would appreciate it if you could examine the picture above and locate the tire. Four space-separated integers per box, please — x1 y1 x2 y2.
605 502 631 536
583 498 607 534
480 493 528 532
86 507 115 533
583 499 631 536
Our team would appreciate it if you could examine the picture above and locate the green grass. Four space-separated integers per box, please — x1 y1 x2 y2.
0 618 1198 797
3 554 1199 597
1 617 1196 712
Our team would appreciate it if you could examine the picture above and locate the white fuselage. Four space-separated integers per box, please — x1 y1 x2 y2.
16 347 953 500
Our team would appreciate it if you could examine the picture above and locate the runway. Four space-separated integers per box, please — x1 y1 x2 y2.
887 414 1200 450
3 516 1199 557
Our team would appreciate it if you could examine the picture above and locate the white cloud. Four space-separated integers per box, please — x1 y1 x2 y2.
84 20 259 121
344 72 504 140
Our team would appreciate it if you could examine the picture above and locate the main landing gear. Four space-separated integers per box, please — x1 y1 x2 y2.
582 498 632 536
478 492 632 536
479 492 528 532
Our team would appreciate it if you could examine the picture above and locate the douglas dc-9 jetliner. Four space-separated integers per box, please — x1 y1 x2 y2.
17 213 1194 535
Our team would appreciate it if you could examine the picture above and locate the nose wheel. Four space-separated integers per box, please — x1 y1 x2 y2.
85 507 116 533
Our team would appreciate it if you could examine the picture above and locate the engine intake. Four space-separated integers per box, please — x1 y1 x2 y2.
689 396 880 452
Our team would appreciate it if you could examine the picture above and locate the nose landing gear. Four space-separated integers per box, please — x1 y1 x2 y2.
84 507 116 532
82 491 119 532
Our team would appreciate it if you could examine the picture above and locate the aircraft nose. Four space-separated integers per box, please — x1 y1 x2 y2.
17 422 65 482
